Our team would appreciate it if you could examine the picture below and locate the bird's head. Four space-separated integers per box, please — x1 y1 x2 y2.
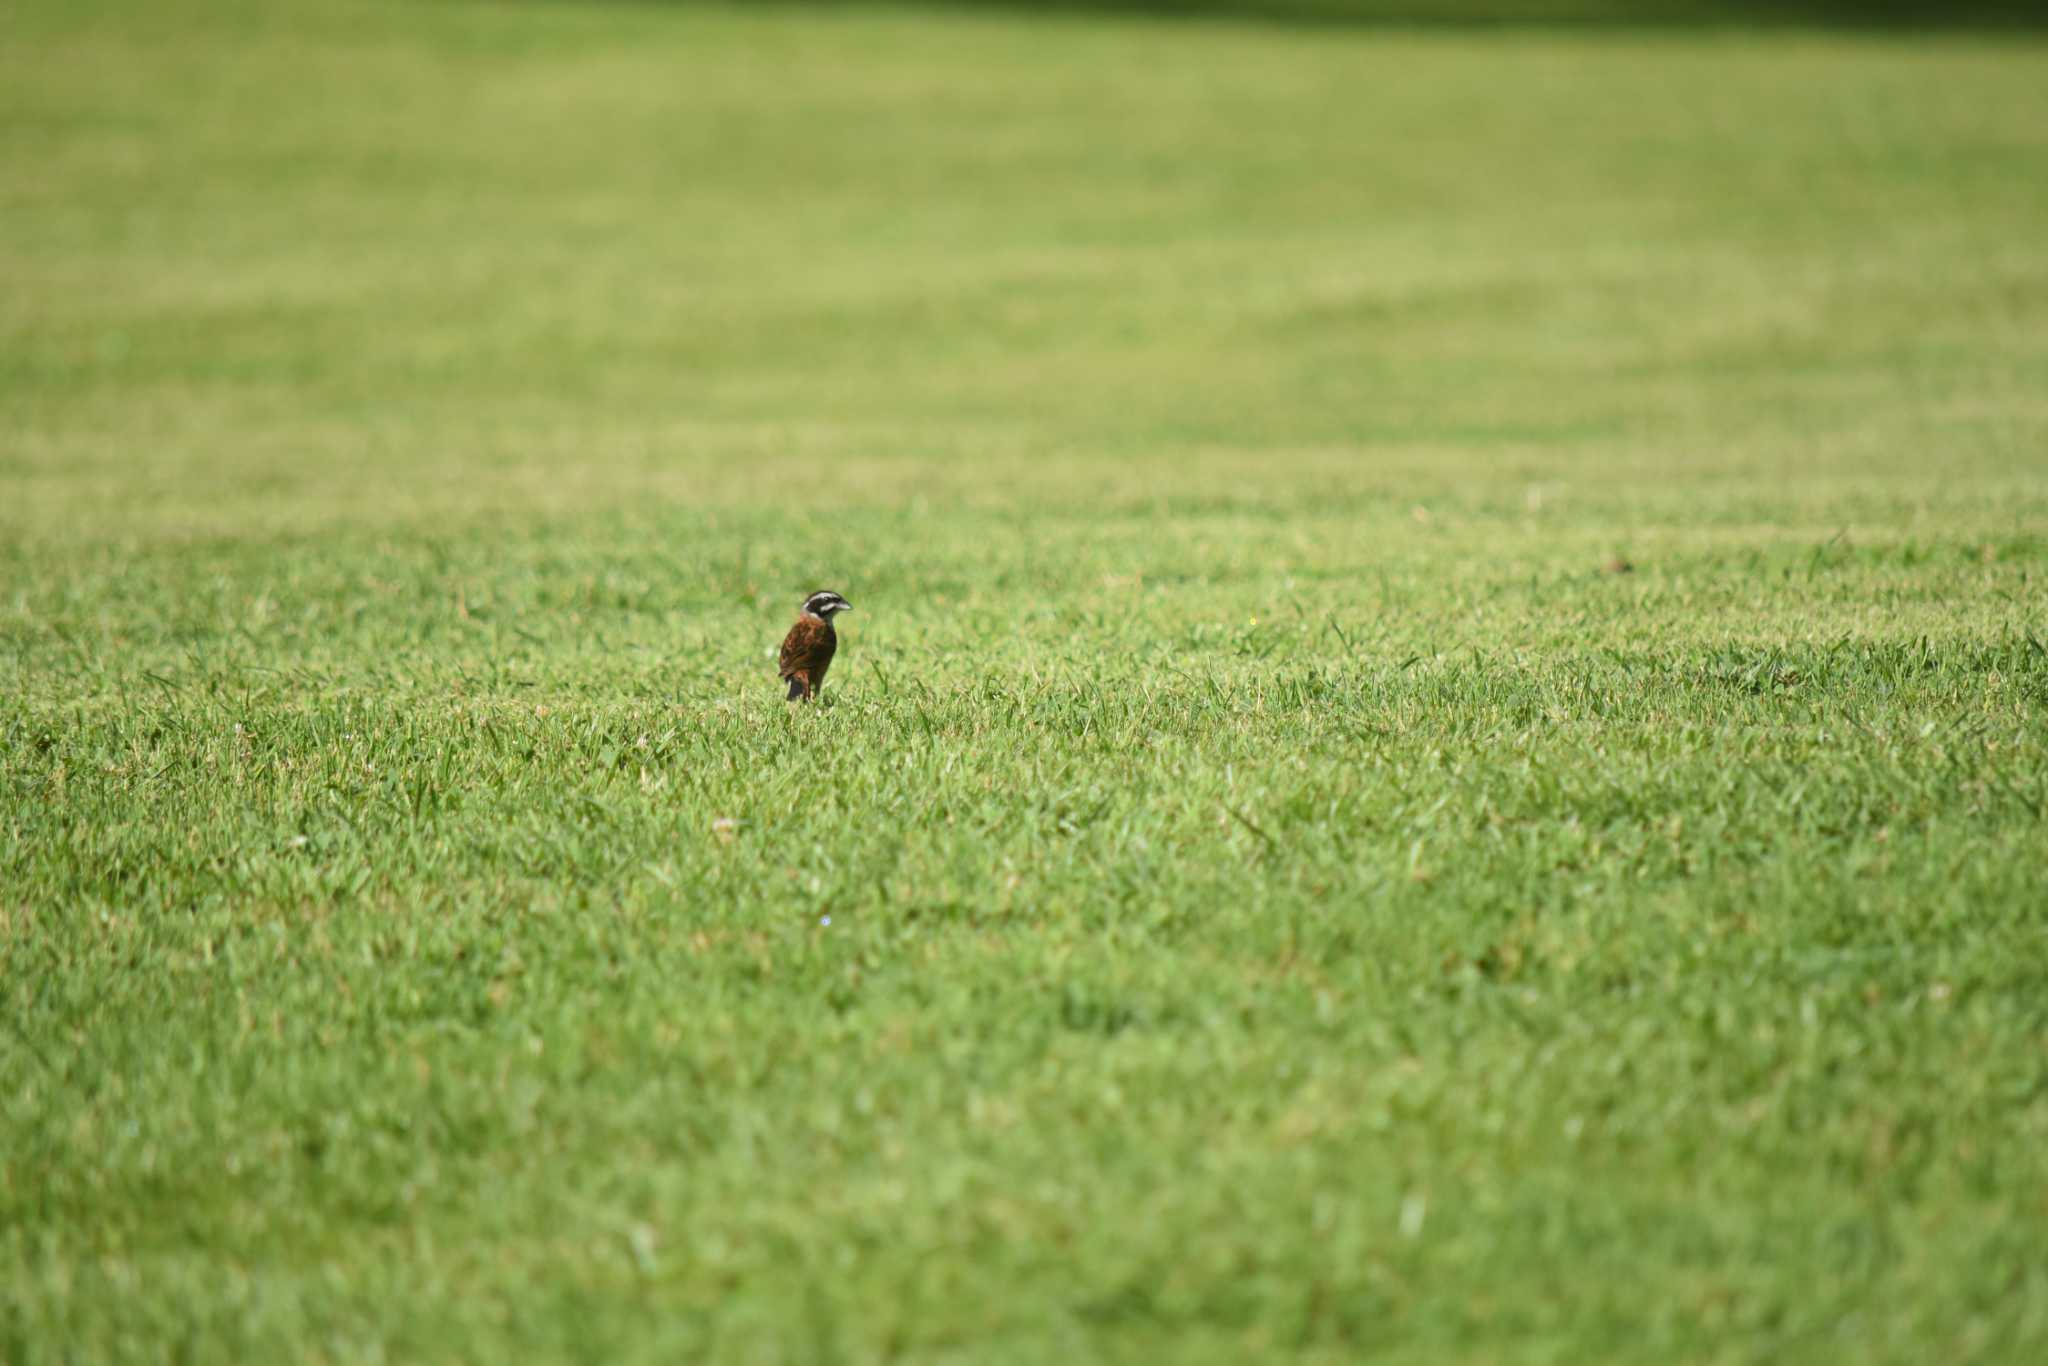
800 590 853 620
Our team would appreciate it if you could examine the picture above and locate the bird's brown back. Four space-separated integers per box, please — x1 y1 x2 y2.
778 615 837 699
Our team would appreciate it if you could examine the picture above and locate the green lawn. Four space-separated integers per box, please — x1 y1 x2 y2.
4 1 2048 1360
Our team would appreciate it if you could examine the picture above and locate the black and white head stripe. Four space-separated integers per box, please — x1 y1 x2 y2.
801 590 853 618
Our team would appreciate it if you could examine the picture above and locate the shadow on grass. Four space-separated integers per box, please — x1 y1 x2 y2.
636 0 2048 33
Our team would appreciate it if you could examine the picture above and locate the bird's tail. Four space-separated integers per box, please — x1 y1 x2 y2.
785 676 807 701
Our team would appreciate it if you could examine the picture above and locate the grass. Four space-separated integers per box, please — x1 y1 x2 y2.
4 0 2048 1360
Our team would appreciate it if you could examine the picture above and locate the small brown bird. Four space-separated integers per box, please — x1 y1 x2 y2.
778 589 852 701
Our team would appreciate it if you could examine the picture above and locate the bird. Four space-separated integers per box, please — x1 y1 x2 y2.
778 589 852 701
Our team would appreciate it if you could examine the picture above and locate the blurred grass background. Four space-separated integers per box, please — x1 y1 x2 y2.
4 0 2048 1361
815 0 2048 25
8 0 2044 542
